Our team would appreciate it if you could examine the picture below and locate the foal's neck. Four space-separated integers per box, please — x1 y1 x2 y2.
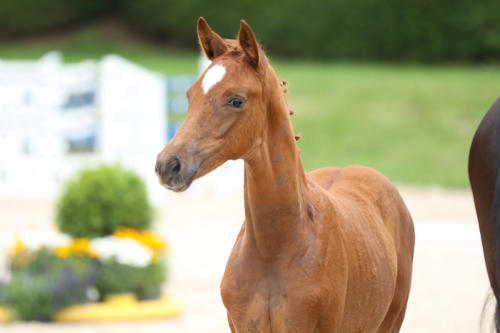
243 71 309 258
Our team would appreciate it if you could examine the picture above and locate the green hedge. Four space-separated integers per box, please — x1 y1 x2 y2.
119 0 500 62
2 0 500 62
56 165 153 238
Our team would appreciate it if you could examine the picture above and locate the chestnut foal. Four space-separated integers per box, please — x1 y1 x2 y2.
156 18 415 333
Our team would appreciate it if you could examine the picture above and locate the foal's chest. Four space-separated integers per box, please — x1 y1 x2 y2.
220 252 332 333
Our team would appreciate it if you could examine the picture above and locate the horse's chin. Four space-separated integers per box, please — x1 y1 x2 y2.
160 169 197 192
158 157 224 192
162 182 191 192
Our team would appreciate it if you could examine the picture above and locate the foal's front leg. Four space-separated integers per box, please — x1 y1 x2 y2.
227 312 236 332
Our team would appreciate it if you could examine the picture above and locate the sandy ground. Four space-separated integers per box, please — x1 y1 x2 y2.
0 186 492 332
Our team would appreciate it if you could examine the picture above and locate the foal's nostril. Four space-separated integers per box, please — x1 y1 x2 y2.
172 159 181 176
168 157 181 178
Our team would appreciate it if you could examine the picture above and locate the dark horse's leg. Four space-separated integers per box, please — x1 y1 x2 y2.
469 97 500 331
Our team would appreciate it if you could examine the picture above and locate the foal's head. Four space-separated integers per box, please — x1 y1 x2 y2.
156 18 281 192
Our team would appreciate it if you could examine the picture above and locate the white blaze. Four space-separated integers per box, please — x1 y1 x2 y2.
202 64 226 94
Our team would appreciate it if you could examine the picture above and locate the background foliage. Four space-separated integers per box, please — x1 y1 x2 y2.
56 165 153 238
0 0 115 36
1 0 500 62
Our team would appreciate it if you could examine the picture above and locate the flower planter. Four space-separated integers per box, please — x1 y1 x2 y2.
53 293 182 322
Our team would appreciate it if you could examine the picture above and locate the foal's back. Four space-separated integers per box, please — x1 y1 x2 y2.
309 165 412 232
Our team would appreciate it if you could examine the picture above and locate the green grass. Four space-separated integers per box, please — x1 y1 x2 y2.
278 62 500 187
1 24 499 187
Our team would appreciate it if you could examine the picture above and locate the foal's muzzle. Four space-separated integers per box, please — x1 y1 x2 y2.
155 154 196 192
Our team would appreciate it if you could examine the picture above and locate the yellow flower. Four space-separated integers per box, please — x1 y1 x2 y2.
9 237 31 268
113 227 168 261
113 227 139 242
9 237 27 258
55 238 97 258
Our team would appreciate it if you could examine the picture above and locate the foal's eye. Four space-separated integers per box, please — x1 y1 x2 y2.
227 97 245 109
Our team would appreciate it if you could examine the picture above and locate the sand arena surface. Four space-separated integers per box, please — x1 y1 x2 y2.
0 186 491 332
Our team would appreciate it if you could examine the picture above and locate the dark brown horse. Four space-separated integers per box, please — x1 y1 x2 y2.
469 97 500 331
156 18 415 332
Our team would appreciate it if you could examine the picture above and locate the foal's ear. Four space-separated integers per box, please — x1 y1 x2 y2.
238 20 260 68
197 17 228 60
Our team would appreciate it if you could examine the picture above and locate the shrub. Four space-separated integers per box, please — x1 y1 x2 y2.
56 165 153 238
5 250 95 321
95 259 167 300
2 0 500 61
